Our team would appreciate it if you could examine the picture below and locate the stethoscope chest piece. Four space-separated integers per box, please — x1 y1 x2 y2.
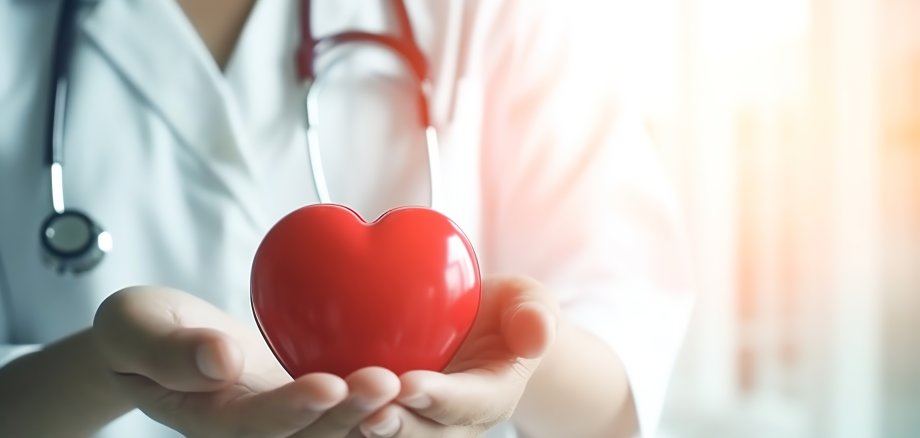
40 210 111 274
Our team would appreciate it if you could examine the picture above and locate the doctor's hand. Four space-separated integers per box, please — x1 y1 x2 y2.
92 286 399 438
356 275 558 438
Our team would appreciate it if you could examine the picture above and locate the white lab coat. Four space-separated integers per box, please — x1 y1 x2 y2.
0 0 693 436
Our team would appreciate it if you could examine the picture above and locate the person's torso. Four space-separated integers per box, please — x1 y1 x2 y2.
0 0 515 436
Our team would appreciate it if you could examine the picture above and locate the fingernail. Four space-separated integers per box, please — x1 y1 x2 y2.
399 393 431 409
366 415 401 438
347 394 380 412
195 343 226 380
303 395 341 412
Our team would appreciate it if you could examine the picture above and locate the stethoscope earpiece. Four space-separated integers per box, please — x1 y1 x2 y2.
40 210 111 274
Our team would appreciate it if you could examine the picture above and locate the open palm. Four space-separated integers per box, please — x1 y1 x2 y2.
94 287 400 438
356 275 558 437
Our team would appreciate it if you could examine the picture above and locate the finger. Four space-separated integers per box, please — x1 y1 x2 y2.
114 372 348 437
223 373 349 437
292 367 400 438
501 302 555 359
396 369 523 427
359 404 405 438
93 286 244 392
394 277 557 427
361 405 481 438
489 276 558 359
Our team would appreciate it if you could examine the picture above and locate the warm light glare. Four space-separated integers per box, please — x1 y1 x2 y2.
583 0 920 437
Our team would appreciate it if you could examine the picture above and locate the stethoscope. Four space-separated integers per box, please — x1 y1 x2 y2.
42 0 439 274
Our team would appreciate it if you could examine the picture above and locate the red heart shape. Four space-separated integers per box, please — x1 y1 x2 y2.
251 204 481 378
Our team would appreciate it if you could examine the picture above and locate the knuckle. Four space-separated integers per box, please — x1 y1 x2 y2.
92 288 142 363
93 287 134 328
95 286 165 331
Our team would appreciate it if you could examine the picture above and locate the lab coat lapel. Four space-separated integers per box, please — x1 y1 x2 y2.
79 0 268 228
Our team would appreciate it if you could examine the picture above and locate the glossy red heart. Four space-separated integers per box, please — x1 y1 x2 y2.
251 204 481 378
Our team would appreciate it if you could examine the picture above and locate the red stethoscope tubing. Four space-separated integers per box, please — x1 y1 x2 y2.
295 0 428 85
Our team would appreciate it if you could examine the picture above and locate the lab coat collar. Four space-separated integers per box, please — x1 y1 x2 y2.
79 0 268 229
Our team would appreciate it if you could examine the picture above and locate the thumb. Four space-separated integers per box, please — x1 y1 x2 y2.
502 302 556 359
493 277 558 360
93 287 244 392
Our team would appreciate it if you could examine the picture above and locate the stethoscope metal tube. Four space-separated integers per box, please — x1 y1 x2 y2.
42 0 111 274
299 0 440 210
304 77 442 210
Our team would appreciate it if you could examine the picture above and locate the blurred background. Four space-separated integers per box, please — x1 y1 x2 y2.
581 0 919 437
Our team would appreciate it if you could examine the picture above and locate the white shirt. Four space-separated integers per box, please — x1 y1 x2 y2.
0 0 693 436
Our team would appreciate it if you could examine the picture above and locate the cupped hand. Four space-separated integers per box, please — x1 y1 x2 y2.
357 275 558 438
92 286 399 438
